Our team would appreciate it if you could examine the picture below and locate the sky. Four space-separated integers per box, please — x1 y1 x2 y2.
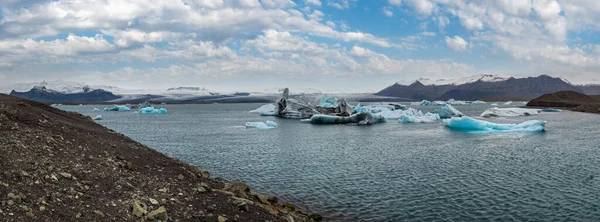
1 0 600 92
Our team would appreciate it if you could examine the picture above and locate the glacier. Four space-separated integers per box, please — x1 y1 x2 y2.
302 112 386 125
443 116 546 133
249 104 278 116
246 120 278 129
481 107 541 118
138 107 168 114
104 105 131 112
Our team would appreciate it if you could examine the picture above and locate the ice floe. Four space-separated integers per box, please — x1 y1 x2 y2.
138 107 168 114
432 104 464 119
443 116 546 133
246 120 278 129
104 105 131 112
398 112 441 123
93 108 100 112
92 115 103 120
481 108 541 118
249 104 278 116
302 112 386 125
471 100 486 104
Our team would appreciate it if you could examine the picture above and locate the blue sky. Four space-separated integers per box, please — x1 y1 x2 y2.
1 0 600 92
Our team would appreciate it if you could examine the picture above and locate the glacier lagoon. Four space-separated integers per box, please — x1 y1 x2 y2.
61 103 600 221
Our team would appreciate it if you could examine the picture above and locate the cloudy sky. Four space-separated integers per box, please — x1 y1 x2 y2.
1 0 599 92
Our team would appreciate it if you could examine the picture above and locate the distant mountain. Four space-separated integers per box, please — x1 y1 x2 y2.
376 74 585 101
9 86 121 103
0 80 121 94
527 91 598 107
578 84 600 95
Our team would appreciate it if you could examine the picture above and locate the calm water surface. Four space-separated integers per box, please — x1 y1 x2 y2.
61 103 600 221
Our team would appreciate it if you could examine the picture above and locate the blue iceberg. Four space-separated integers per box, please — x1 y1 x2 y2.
139 107 168 114
302 112 386 125
541 108 562 112
318 95 339 108
490 103 498 106
249 104 278 116
93 108 100 112
443 116 546 133
104 105 131 112
246 120 278 129
432 104 464 118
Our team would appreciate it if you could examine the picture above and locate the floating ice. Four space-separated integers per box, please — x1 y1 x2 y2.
471 100 486 104
249 104 278 116
503 101 513 105
490 103 498 106
303 112 386 125
51 104 63 107
447 99 467 105
432 104 464 118
398 111 440 123
104 105 131 112
443 116 546 133
481 107 541 118
246 120 278 129
139 107 168 114
541 108 562 112
318 95 339 108
93 108 100 112
92 115 103 120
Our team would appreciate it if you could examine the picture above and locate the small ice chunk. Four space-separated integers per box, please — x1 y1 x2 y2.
541 108 562 112
104 105 131 112
249 104 277 116
490 103 498 106
93 108 100 112
443 116 546 133
503 101 513 105
139 107 168 114
92 115 103 120
471 100 486 104
432 104 464 119
447 99 467 105
481 107 541 118
246 120 278 129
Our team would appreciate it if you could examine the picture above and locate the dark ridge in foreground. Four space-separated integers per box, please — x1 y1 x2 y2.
0 94 321 222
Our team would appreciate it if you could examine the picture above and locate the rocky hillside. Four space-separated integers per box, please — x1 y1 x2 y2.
376 75 584 101
0 94 320 221
10 86 121 103
526 91 598 107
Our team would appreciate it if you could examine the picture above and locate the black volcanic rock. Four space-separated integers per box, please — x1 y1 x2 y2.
9 86 121 103
527 91 598 107
376 75 584 101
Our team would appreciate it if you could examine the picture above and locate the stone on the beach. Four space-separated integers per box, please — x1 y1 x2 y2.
226 182 250 199
132 200 147 217
254 194 269 205
218 215 227 222
146 206 168 221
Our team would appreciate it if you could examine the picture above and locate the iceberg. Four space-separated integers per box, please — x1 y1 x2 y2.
246 120 277 129
443 116 546 133
318 95 339 108
104 105 131 112
249 104 278 116
93 108 100 112
447 99 467 105
471 100 486 104
432 104 464 118
92 115 103 120
139 107 168 114
398 112 441 123
490 103 498 106
481 107 541 118
302 112 386 125
503 101 513 105
541 108 562 112
433 101 447 106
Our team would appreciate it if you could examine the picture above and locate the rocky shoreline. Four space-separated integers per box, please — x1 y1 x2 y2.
0 94 322 221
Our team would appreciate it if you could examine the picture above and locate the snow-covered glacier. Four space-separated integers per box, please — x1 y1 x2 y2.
443 116 546 133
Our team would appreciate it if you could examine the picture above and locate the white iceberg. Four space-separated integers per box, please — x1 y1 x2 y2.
471 100 486 104
433 101 447 106
447 99 467 105
432 104 464 118
139 107 168 114
249 104 278 116
104 105 131 112
503 101 513 105
92 115 103 120
490 103 498 106
302 112 386 125
481 107 541 118
93 108 100 112
398 111 441 123
443 116 546 133
246 120 278 129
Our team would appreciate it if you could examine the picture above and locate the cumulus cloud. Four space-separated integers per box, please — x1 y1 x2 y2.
445 36 468 52
305 0 322 7
382 7 394 17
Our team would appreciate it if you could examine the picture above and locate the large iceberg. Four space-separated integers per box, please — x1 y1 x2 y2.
249 104 278 116
302 112 386 125
443 116 546 133
432 104 464 118
246 120 278 129
318 95 339 108
481 107 541 118
139 107 168 114
104 105 131 112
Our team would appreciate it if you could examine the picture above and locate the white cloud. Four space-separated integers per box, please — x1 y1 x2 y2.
305 0 322 7
388 0 402 6
445 36 468 52
382 7 394 17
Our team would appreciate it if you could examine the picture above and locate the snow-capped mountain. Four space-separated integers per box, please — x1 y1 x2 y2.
396 74 509 86
257 87 344 95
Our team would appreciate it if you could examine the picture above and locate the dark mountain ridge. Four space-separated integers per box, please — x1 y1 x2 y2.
10 86 121 103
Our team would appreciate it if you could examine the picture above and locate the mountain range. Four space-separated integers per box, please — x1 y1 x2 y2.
376 74 599 101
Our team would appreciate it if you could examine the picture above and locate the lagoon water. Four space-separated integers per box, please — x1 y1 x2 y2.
61 103 600 221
